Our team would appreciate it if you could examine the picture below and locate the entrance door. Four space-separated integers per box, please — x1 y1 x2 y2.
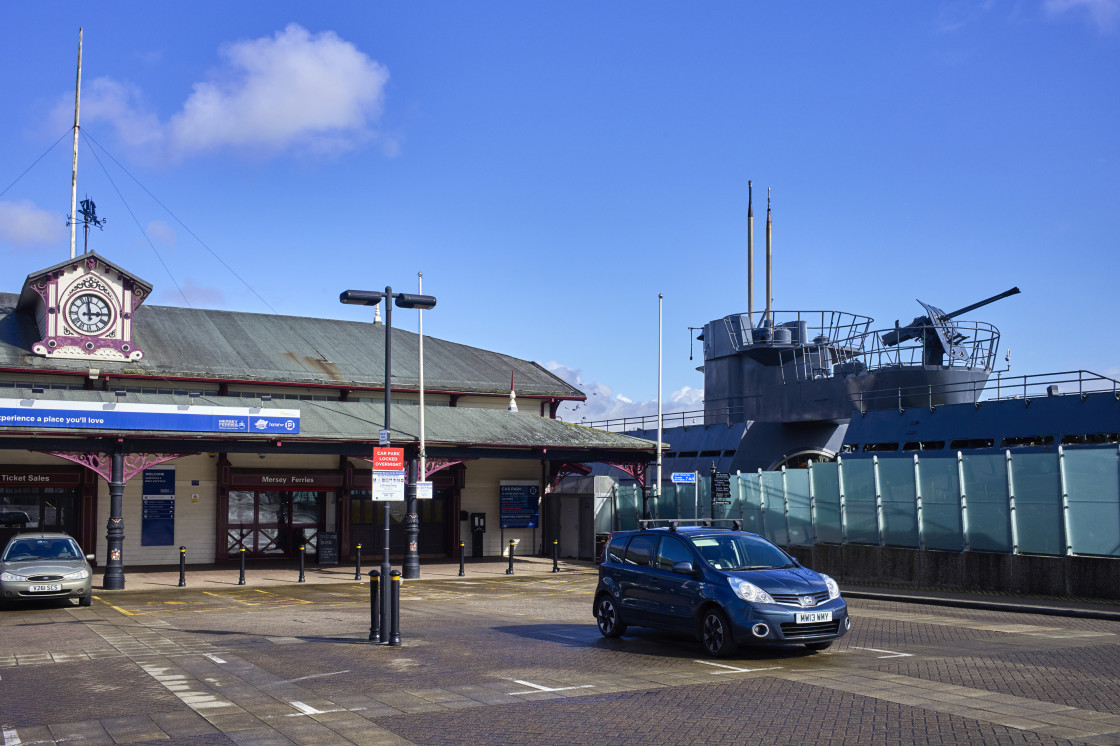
227 490 325 557
350 488 450 556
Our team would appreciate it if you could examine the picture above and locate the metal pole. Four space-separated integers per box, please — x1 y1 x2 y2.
654 293 663 517
458 541 465 577
389 570 402 646
298 544 306 583
381 286 392 644
747 180 754 328
368 570 380 641
506 539 515 575
552 539 559 573
354 543 362 581
178 546 186 587
239 547 246 585
103 444 125 590
418 272 426 481
70 28 82 260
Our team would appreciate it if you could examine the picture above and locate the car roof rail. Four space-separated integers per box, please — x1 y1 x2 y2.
638 518 743 531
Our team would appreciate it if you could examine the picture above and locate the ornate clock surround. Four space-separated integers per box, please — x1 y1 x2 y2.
18 252 153 362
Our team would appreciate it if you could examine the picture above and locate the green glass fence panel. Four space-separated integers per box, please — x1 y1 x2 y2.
760 471 788 545
810 462 842 544
784 469 813 546
1064 447 1120 557
699 475 712 520
1010 452 1063 556
657 482 680 520
877 456 919 548
614 484 642 530
962 454 1011 552
918 457 963 551
841 459 878 544
738 473 764 536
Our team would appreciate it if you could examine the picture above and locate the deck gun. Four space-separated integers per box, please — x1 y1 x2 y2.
881 287 1020 366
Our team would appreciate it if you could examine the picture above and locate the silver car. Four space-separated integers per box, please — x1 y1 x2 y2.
0 532 94 607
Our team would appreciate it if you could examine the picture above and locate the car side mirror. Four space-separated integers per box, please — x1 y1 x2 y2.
671 561 696 576
85 554 95 562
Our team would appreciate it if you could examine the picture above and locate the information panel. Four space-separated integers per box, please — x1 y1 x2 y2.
141 467 175 546
499 481 540 529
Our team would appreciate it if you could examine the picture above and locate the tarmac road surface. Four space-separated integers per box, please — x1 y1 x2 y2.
1 559 1119 745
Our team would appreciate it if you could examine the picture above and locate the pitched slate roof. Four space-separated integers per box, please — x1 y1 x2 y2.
0 293 582 400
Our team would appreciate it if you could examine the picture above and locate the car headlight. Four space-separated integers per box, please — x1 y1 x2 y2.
1 571 27 582
727 576 775 604
821 573 841 600
63 569 89 580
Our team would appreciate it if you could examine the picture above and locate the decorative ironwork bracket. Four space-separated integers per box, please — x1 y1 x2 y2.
42 451 194 482
607 462 648 488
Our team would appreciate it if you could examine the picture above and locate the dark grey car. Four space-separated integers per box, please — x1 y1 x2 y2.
0 532 94 607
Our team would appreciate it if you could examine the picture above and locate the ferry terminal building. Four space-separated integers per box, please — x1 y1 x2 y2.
0 252 656 583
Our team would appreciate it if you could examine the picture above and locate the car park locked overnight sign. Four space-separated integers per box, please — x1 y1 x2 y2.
370 447 406 501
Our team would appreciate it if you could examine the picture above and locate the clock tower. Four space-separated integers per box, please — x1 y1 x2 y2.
17 252 153 361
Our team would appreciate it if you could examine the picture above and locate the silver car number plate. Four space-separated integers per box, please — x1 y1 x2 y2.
795 610 832 624
29 583 62 592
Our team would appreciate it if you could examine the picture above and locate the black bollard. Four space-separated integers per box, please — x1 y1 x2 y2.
298 545 306 583
368 570 380 641
506 539 515 575
389 570 402 647
238 547 246 585
458 541 465 577
178 546 187 587
552 539 559 573
354 543 362 581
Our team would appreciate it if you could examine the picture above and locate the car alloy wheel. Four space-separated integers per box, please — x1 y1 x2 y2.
596 595 626 638
701 609 735 657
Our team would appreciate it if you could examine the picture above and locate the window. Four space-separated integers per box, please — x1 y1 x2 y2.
903 441 945 451
1000 435 1054 448
862 442 899 452
605 535 627 563
949 438 994 450
624 534 657 567
655 536 692 571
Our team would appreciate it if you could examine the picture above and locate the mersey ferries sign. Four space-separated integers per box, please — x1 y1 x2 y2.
0 399 300 435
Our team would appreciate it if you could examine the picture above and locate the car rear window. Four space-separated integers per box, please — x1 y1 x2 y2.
624 534 657 566
605 535 628 564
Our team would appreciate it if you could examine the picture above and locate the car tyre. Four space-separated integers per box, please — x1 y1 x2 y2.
700 608 736 657
78 591 92 607
595 595 626 638
804 641 832 652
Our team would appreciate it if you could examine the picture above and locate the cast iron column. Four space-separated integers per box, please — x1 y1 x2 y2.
103 444 126 590
403 455 420 579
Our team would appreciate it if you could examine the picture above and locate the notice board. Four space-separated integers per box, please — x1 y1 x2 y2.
141 467 175 546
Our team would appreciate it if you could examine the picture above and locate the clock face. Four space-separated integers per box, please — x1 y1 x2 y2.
66 293 113 334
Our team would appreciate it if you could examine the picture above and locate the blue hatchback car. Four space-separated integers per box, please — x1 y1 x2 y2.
594 520 850 657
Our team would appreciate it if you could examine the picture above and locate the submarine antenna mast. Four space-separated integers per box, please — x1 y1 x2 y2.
765 187 773 326
747 181 754 328
69 28 82 260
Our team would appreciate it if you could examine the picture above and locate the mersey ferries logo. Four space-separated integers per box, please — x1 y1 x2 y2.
218 418 246 431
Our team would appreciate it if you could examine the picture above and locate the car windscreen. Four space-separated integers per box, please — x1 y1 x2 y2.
691 534 793 571
2 538 82 562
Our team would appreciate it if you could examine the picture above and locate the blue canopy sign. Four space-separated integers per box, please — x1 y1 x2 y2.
0 399 300 435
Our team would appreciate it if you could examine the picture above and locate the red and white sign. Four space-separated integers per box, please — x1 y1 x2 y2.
371 447 405 471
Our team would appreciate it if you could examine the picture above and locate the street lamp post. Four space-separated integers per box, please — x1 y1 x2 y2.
340 287 436 615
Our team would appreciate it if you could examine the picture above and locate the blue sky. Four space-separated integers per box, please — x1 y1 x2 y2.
1 2 1117 422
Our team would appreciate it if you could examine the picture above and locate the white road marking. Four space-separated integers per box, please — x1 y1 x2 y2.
854 646 913 659
3 727 21 746
287 670 350 683
139 663 235 711
204 653 226 664
693 660 782 675
508 679 595 694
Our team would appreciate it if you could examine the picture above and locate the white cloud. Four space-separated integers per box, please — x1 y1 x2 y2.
147 219 177 246
543 361 705 425
167 24 390 158
1044 0 1120 31
54 24 390 161
0 200 67 248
